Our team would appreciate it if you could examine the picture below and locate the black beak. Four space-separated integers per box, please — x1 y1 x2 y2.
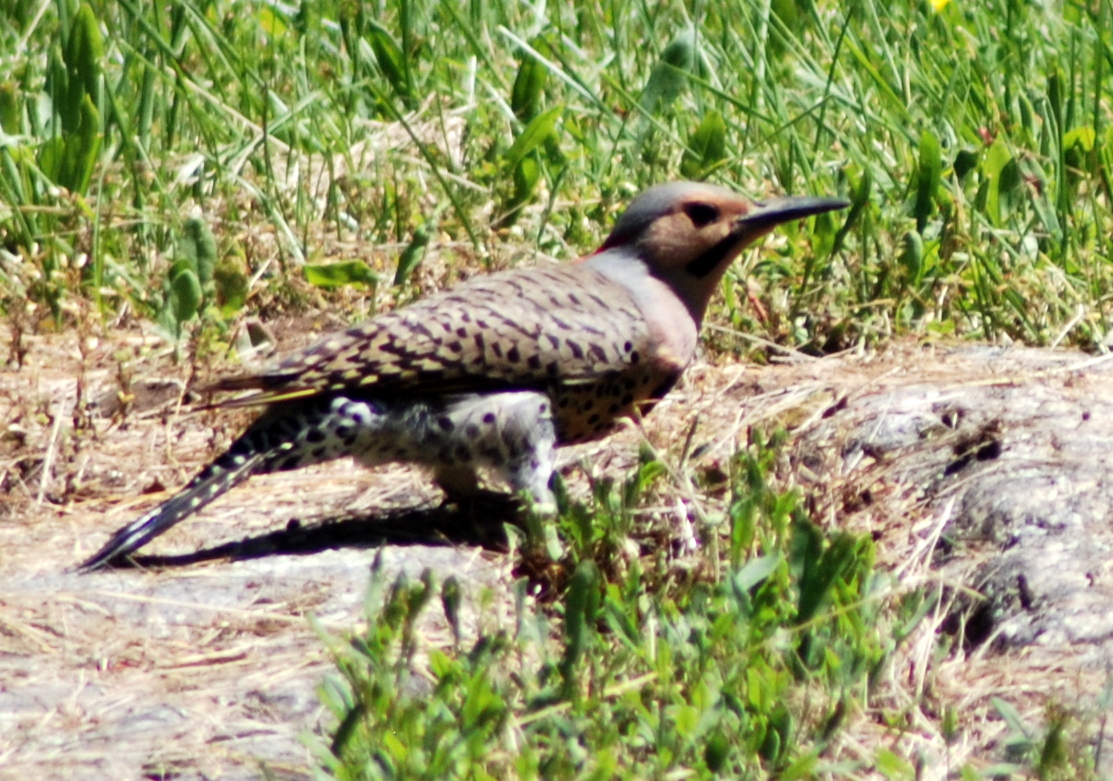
685 194 849 279
736 195 850 232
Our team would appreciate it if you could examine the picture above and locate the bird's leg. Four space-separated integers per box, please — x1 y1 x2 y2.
494 393 558 513
438 391 557 514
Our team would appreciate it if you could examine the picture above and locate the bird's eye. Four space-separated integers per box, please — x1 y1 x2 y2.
684 202 720 227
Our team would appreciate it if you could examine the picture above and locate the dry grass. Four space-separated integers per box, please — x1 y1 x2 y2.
4 318 1113 778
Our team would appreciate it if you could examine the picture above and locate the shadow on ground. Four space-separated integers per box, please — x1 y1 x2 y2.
116 501 520 570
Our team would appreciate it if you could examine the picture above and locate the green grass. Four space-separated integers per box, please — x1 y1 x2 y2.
3 0 1110 354
3 0 1112 776
309 435 894 780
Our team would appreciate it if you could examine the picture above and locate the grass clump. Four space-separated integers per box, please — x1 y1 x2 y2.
2 0 1111 358
309 434 891 779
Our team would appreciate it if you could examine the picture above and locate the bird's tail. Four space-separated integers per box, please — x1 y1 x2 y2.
77 404 322 571
78 447 268 571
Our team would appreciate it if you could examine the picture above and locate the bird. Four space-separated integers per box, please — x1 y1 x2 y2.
79 181 847 570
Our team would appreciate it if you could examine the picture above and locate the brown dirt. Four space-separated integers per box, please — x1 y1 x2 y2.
4 321 1113 778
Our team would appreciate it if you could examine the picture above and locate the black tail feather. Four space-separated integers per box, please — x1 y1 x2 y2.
78 450 267 571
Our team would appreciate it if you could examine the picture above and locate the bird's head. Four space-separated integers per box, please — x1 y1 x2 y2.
595 181 848 322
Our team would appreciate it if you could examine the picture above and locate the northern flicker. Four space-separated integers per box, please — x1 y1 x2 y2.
80 182 847 570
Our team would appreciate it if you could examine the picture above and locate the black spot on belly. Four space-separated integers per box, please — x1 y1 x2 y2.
306 429 326 444
437 416 455 432
482 412 496 424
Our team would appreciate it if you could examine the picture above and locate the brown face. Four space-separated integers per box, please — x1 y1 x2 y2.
592 181 848 324
626 184 850 279
635 185 761 277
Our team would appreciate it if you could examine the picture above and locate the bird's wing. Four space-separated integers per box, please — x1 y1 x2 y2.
207 264 653 408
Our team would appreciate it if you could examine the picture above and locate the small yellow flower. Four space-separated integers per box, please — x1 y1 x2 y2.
930 0 951 10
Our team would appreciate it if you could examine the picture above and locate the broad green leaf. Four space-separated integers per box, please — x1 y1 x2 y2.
875 748 915 779
512 154 540 201
559 558 601 697
983 136 1014 225
504 104 563 171
914 130 941 233
732 553 783 593
37 137 65 185
511 51 548 121
62 3 103 134
1046 69 1064 134
680 110 727 179
1063 126 1095 153
441 576 461 644
703 730 729 773
168 261 202 324
796 527 859 625
393 219 435 286
953 148 978 180
65 4 104 97
367 21 413 108
48 95 100 194
780 751 819 781
899 230 923 284
641 32 696 115
304 260 378 289
213 258 248 317
0 83 18 134
991 696 1034 740
180 217 217 286
257 5 287 37
758 706 791 761
70 94 101 194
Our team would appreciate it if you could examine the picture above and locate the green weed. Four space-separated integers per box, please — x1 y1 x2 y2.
309 434 891 779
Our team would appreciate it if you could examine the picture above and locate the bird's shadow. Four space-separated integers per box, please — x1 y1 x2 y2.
121 499 522 570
